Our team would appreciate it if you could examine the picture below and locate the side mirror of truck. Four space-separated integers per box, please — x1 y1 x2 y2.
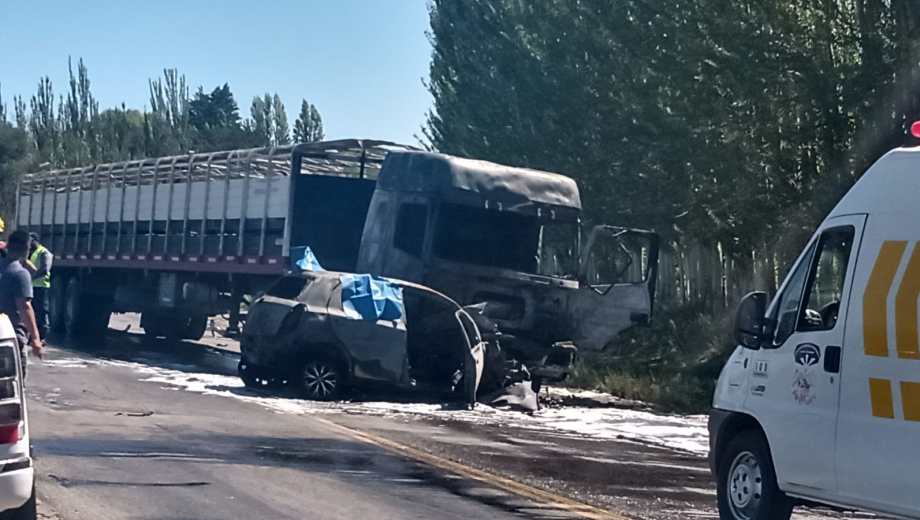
735 291 768 349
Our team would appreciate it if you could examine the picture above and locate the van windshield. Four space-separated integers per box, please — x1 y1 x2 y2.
432 203 578 278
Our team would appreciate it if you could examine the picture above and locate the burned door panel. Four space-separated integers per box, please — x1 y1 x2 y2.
570 227 659 351
330 316 408 383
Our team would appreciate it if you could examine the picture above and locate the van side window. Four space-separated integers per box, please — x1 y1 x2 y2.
798 226 855 332
773 242 817 345
394 203 427 257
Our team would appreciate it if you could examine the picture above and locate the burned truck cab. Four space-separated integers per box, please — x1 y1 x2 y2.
356 151 658 379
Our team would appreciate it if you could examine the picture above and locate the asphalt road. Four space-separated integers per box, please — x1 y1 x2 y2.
23 319 879 520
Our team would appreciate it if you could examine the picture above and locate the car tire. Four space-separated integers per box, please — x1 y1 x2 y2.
0 484 37 520
717 430 793 520
300 359 343 401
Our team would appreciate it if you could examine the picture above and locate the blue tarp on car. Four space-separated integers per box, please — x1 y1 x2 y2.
292 246 325 272
340 273 404 321
294 246 403 322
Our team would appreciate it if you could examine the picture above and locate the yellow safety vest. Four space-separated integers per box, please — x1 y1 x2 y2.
29 244 50 289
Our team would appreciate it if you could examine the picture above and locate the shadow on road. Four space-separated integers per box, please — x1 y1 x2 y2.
37 433 580 520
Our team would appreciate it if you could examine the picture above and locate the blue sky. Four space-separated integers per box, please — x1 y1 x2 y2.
0 0 433 144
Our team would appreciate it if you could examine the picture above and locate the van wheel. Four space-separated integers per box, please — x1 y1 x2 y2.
717 430 792 520
300 359 342 401
0 484 36 519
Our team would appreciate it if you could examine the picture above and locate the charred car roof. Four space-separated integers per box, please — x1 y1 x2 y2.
377 150 582 212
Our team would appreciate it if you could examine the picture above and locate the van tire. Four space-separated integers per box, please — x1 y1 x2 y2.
300 358 343 401
717 430 792 520
0 484 36 519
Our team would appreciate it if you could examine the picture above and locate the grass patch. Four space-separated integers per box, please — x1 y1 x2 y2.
567 304 735 413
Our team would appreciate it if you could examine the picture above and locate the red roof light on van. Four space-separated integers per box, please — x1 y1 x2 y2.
911 121 920 139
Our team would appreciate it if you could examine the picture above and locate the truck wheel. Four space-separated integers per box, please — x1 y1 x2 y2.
49 279 67 334
238 358 261 388
180 314 207 341
717 430 793 520
86 301 112 336
63 278 110 338
140 311 165 339
64 276 86 336
300 359 343 401
0 484 36 519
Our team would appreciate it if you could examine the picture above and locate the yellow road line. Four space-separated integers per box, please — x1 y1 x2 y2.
314 416 628 520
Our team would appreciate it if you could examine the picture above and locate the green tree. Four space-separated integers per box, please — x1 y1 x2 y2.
94 105 146 161
249 92 291 147
146 68 190 156
424 0 920 310
249 94 272 146
0 120 29 225
188 83 256 151
60 57 99 165
272 94 290 145
293 100 324 143
28 77 58 163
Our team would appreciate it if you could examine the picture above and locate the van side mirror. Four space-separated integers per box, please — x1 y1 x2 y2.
735 291 768 349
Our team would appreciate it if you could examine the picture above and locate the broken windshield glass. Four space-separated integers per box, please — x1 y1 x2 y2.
433 203 578 278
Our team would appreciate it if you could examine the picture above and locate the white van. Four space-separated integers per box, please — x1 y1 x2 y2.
709 145 920 519
0 315 34 519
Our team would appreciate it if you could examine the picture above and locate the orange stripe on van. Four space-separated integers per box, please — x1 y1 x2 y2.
864 241 908 357
869 378 896 419
896 246 920 359
901 381 920 421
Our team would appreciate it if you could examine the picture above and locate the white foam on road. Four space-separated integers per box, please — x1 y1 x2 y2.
42 356 709 456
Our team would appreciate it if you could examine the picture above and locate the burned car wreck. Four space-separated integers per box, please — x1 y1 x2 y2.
239 268 497 406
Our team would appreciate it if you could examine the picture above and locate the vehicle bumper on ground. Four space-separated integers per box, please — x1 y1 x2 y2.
0 459 33 511
707 408 732 477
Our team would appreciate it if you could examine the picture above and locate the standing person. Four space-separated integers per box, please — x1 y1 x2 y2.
0 230 44 372
22 233 51 340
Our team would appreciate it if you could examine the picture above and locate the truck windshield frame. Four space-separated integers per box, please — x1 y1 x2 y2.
432 203 578 279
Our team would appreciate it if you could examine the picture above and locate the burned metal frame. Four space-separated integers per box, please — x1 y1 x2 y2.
14 140 414 273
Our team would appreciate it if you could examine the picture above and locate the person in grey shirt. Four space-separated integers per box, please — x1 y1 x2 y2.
0 231 44 369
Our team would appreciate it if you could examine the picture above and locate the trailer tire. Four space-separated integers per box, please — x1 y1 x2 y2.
717 430 793 520
180 314 207 341
238 358 261 388
62 277 110 338
49 278 67 334
140 311 165 339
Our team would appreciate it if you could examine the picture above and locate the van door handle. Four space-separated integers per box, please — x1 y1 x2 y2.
824 346 841 374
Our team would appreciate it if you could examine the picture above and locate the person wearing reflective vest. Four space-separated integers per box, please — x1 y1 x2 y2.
23 234 51 340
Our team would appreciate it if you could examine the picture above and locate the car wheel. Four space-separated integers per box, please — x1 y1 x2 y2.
717 430 793 520
300 359 342 401
0 484 36 520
